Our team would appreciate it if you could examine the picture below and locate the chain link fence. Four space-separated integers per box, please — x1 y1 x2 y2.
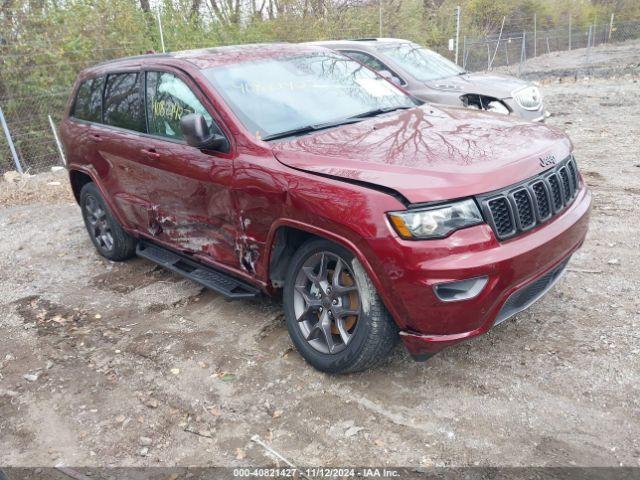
0 39 154 175
462 18 640 74
1 10 639 175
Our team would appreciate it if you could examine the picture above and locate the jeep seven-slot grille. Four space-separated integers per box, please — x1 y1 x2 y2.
478 156 581 241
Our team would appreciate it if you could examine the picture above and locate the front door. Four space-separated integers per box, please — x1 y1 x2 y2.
139 69 239 269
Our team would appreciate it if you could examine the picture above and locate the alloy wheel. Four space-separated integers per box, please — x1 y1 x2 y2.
84 194 114 252
292 251 362 354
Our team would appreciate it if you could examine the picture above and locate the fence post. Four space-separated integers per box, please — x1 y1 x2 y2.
586 25 592 63
48 115 67 167
486 43 490 70
534 13 537 57
489 16 505 69
462 35 467 69
504 38 509 66
454 6 461 65
608 13 614 42
157 9 166 53
518 31 526 76
568 14 572 51
0 106 24 175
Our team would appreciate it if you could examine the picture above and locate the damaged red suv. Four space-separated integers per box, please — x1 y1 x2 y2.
60 44 590 373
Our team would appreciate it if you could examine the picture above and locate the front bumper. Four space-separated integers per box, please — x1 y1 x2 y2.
369 185 591 359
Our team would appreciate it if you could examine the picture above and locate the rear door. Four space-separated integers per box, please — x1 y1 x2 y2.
139 69 238 268
90 70 154 231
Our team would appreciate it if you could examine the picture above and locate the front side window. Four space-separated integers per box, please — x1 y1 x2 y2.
342 50 387 72
145 71 217 140
341 50 405 85
72 77 104 122
203 53 414 139
103 72 145 132
376 43 464 81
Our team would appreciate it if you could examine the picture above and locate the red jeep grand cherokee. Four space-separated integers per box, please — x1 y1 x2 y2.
60 44 591 373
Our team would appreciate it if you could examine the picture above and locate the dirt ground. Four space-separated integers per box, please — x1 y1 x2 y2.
1 57 639 470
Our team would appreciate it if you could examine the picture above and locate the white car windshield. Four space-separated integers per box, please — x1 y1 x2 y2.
203 52 415 140
377 43 464 81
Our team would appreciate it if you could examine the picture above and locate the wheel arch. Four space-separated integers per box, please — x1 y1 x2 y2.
68 166 132 235
264 220 406 329
69 168 94 204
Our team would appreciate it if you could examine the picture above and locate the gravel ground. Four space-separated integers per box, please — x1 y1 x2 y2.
497 39 640 80
1 56 639 469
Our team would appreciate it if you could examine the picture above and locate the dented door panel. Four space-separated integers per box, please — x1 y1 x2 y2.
231 152 289 277
90 124 154 232
141 139 239 268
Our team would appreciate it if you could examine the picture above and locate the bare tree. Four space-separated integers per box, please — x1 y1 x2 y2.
139 0 151 13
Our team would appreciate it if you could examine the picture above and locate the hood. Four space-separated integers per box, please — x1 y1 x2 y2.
426 72 530 99
272 105 571 204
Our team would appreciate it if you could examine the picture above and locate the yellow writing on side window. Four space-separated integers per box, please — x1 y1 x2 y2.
152 99 192 121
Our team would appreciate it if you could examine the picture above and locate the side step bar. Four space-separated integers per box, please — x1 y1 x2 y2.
136 241 260 299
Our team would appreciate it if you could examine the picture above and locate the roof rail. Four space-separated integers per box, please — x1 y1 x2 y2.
92 52 172 68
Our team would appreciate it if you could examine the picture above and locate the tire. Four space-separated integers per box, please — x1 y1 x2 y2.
80 182 137 261
283 238 398 374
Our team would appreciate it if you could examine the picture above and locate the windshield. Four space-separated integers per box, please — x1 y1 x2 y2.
203 52 415 139
376 43 464 81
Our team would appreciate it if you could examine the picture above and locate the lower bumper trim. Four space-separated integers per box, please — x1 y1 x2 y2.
493 255 570 326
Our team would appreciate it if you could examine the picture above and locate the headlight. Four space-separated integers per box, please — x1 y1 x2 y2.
513 86 542 110
387 199 483 240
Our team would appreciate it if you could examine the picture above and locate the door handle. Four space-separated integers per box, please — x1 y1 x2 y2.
91 133 103 142
141 148 161 160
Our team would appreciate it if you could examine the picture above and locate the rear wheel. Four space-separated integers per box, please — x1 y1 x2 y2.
80 182 137 261
283 239 398 373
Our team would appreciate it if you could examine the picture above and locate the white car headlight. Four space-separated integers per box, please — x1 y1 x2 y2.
513 86 542 110
388 199 483 240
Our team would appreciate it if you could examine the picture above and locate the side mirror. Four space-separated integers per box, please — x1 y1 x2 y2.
378 70 402 86
180 113 229 153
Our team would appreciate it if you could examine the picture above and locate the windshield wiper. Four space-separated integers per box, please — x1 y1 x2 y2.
349 105 413 119
262 117 363 141
262 105 414 141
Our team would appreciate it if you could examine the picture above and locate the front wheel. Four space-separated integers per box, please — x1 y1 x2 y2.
283 239 398 374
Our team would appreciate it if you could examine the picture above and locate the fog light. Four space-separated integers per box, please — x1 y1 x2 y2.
433 276 488 302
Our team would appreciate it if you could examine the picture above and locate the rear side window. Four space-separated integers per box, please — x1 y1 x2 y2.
72 77 103 122
146 71 219 140
103 72 145 132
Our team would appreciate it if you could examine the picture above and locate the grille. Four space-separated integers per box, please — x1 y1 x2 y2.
512 189 535 229
559 167 572 202
567 160 579 189
487 197 515 238
547 174 563 211
478 156 581 241
531 181 551 220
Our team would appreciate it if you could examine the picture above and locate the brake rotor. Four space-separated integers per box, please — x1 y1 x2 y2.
331 269 359 334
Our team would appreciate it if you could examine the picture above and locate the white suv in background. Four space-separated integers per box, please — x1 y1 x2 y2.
311 38 549 122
